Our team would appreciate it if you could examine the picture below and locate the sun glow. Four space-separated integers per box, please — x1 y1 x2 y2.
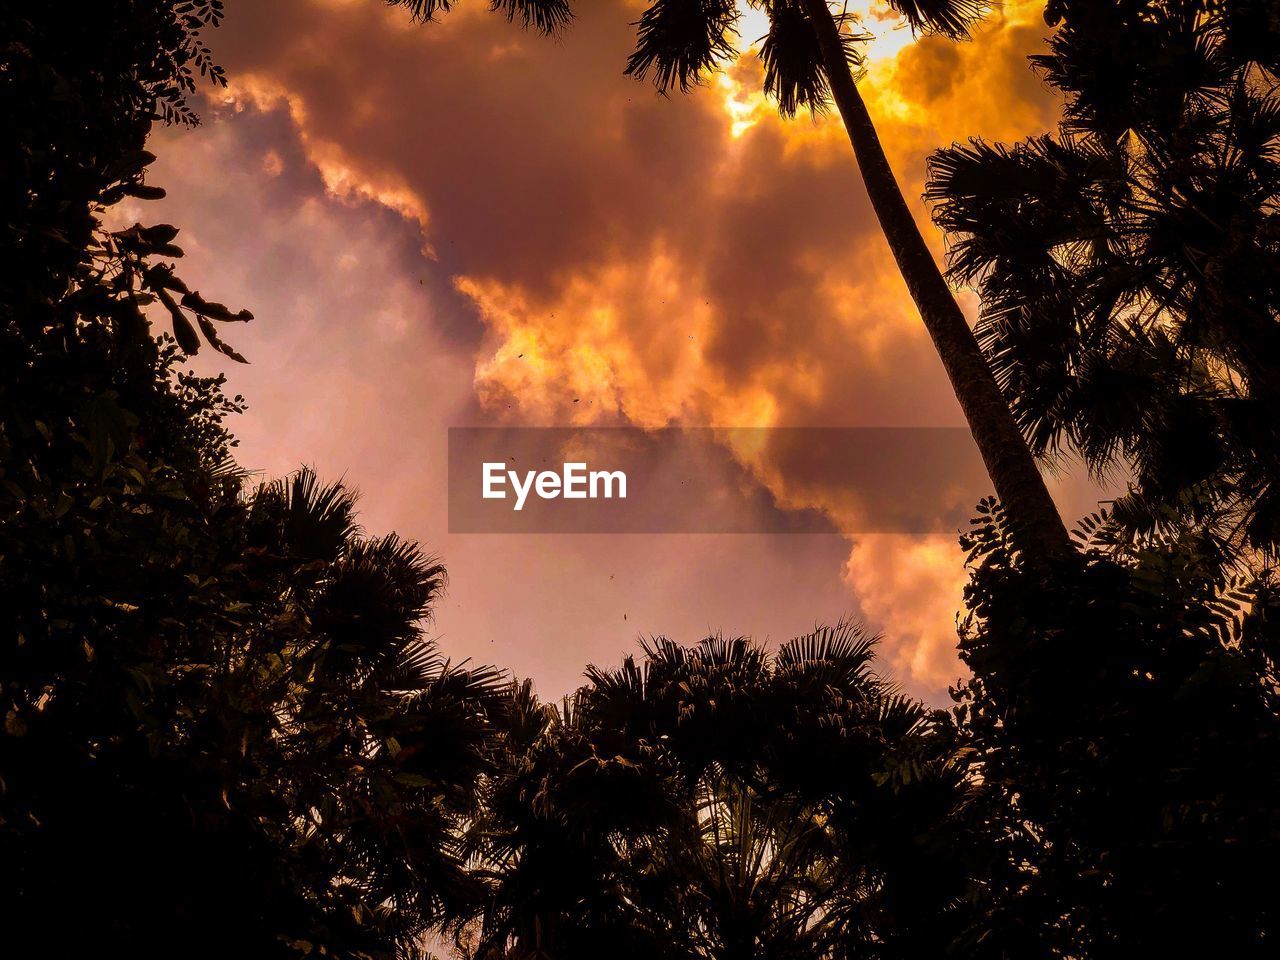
721 0 942 137
717 70 769 139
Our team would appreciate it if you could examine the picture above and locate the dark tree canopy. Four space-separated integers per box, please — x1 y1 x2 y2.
621 0 987 102
929 3 1280 952
2 1 251 362
463 628 994 960
2 5 506 957
953 499 1280 956
929 0 1280 561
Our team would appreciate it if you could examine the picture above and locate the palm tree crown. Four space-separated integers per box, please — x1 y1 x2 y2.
463 624 982 959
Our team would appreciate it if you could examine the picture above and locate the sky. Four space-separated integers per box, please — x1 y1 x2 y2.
135 0 1108 702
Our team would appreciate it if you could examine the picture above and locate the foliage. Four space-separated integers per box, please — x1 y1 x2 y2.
385 0 986 115
2 1 253 361
931 4 1280 947
759 3 868 118
464 628 991 960
929 0 1280 560
623 0 985 107
1 4 506 957
13 3 1280 958
384 0 573 34
952 498 1280 956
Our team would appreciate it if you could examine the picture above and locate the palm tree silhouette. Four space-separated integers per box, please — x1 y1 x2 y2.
386 0 1072 559
465 625 980 958
627 0 1072 559
243 468 510 952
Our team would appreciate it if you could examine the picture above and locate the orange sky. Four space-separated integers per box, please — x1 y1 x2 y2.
137 0 1107 700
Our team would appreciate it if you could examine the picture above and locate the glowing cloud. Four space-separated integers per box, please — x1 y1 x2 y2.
171 0 1070 695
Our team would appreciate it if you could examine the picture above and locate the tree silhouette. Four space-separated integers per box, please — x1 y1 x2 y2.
929 0 1280 563
464 626 990 959
2 6 506 956
384 0 1073 561
928 5 1280 947
15 3 1280 956
633 0 1071 561
1 1 251 362
928 7 1280 938
953 499 1280 956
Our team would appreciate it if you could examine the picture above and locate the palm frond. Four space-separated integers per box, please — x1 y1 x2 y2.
692 632 766 670
385 0 454 22
759 1 866 117
778 620 879 670
626 0 740 94
387 0 572 35
250 466 360 563
384 635 447 689
500 677 556 749
312 534 446 678
583 654 648 704
490 0 574 34
887 0 987 40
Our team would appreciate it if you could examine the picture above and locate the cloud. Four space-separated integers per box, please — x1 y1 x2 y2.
844 534 969 690
141 59 864 702
163 0 1078 696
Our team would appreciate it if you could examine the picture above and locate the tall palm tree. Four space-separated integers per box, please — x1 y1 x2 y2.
386 0 1072 559
628 0 1070 558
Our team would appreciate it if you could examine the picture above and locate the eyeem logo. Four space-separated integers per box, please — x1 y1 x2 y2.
483 462 628 511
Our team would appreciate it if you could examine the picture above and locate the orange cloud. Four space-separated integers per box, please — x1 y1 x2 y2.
185 0 1070 695
844 534 968 690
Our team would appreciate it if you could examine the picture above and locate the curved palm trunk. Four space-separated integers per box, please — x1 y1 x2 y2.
799 0 1072 559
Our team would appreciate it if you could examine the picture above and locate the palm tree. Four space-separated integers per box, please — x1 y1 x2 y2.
466 625 983 958
459 678 687 959
244 468 510 955
927 0 1280 563
628 0 1070 558
386 0 1072 559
